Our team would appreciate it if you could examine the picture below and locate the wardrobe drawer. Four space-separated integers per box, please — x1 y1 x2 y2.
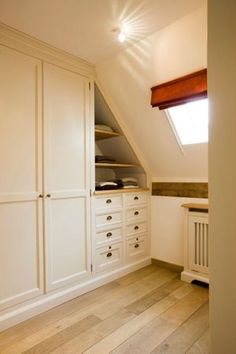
96 226 123 246
125 192 147 206
95 195 122 210
126 207 147 222
126 221 147 237
96 211 122 228
95 242 123 273
126 235 147 261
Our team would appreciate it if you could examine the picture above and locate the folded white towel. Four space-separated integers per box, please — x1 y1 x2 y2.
95 124 113 132
121 177 138 183
96 181 117 187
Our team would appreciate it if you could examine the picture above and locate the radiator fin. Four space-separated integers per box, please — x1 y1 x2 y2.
191 219 209 273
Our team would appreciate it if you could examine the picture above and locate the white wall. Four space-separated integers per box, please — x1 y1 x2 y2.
151 196 207 266
208 1 236 352
96 5 207 180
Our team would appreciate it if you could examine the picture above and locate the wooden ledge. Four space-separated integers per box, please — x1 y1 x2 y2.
94 188 149 195
182 203 208 211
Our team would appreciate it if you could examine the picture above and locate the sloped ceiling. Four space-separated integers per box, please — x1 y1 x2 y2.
0 0 208 181
0 0 206 63
96 5 208 181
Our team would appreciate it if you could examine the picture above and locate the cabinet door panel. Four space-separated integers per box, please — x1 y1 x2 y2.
47 198 88 288
44 63 91 291
0 201 42 310
44 63 87 192
0 46 43 309
0 45 41 195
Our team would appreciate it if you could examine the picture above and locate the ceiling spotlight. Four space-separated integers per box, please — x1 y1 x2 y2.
118 31 126 43
112 28 126 43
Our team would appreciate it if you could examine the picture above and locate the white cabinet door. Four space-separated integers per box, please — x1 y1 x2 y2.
0 46 43 309
44 63 91 291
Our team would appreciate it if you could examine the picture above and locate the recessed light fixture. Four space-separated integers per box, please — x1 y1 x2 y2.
118 31 126 43
112 27 126 43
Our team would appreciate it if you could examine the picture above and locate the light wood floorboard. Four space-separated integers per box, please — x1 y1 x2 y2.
0 264 209 354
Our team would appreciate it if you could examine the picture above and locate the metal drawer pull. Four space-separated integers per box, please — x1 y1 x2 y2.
107 215 112 221
134 196 139 200
107 252 112 258
106 199 112 204
134 244 139 248
134 211 139 216
134 225 139 230
106 232 112 238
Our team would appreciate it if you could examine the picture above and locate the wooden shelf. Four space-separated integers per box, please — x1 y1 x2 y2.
95 129 121 140
94 188 149 195
95 163 139 168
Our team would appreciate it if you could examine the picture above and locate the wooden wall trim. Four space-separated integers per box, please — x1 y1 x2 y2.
151 258 184 273
152 182 208 198
151 69 207 110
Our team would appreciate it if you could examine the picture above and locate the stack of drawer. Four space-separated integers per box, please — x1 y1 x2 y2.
94 191 149 273
125 192 148 263
95 194 124 273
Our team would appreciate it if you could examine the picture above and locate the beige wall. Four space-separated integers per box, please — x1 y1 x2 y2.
96 5 207 180
208 1 236 352
151 196 208 266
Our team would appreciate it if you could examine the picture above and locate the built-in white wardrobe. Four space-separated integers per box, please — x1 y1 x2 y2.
0 24 151 331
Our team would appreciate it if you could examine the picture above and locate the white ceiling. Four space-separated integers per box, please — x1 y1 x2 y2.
0 0 206 63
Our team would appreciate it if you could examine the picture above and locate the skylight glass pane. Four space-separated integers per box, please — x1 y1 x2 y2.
167 99 208 145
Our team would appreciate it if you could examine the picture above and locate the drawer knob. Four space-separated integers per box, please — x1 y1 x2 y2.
109 245 112 249
134 211 139 216
106 199 112 204
107 215 112 221
136 237 139 241
134 244 139 248
107 252 112 258
134 225 139 230
106 232 112 238
134 196 139 200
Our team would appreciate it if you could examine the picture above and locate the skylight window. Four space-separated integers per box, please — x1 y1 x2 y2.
167 98 208 145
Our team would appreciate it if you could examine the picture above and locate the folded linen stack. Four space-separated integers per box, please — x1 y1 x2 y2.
95 177 139 191
95 155 116 163
95 181 120 190
120 177 139 189
95 124 113 132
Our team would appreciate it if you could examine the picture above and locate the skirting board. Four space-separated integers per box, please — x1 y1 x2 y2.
0 257 151 332
181 270 209 284
151 258 184 273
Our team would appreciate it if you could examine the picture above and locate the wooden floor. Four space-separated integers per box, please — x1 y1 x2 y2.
0 264 210 354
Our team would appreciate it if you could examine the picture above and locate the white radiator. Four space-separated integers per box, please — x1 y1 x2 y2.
189 215 209 275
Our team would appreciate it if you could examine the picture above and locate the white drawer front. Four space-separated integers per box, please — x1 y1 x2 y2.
126 236 147 261
96 227 122 246
96 211 122 228
125 192 147 206
95 243 123 273
126 207 147 222
95 195 122 210
126 221 147 237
